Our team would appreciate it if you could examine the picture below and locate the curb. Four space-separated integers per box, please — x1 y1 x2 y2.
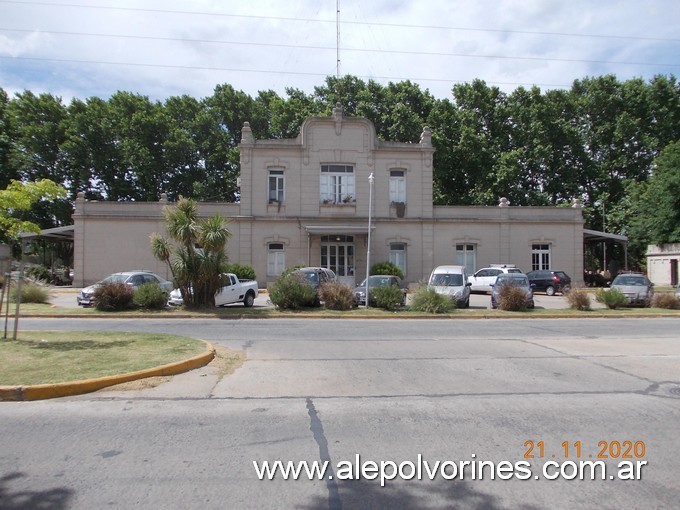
0 340 216 401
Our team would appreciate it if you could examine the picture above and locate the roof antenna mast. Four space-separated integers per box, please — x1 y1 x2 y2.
336 0 341 79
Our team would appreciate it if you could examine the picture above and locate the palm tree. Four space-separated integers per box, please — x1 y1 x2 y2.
151 197 231 307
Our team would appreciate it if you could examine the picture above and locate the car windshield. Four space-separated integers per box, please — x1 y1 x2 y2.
101 274 129 284
430 274 463 286
360 276 393 288
301 272 319 285
613 276 647 286
497 276 529 287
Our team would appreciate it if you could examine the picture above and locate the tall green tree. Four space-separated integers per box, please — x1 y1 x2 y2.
0 88 15 188
629 141 680 246
151 197 232 308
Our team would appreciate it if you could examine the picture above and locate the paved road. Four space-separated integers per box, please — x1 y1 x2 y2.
2 318 679 509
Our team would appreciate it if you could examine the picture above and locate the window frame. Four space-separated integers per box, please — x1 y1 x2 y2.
268 169 284 203
389 169 406 203
531 243 551 271
267 242 285 276
389 243 407 276
320 164 355 204
455 244 476 275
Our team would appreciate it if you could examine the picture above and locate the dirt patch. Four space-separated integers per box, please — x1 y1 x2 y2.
101 376 173 391
211 345 246 380
99 345 245 392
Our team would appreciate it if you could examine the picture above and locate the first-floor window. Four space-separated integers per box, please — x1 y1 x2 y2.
532 243 551 271
267 243 285 276
456 244 476 275
389 243 406 276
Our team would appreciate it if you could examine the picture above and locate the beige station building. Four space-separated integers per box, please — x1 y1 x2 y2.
72 105 586 289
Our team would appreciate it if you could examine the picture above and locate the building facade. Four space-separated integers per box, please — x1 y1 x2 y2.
646 244 680 286
73 106 585 288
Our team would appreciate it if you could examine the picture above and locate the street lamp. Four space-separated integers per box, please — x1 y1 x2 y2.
365 173 374 308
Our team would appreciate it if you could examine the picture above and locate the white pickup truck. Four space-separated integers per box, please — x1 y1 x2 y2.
168 273 259 307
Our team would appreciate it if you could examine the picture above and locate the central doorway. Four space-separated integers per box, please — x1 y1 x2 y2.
321 235 355 287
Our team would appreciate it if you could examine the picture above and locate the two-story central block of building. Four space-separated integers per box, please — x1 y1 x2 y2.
73 104 585 288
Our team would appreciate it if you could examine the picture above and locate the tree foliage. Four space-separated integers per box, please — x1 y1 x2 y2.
1 73 679 268
0 179 67 241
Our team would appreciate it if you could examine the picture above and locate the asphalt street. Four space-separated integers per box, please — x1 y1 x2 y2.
2 317 679 509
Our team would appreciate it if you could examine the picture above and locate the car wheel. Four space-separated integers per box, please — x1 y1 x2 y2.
243 292 255 307
561 284 571 294
545 285 555 296
464 297 470 308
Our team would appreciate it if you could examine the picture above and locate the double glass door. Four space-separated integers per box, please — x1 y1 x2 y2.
321 235 355 286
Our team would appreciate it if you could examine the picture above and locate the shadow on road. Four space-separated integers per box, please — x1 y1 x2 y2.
0 472 73 510
298 477 543 510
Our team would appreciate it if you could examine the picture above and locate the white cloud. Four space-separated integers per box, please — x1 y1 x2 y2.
0 0 678 102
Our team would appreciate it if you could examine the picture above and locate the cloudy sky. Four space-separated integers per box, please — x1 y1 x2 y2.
1 0 679 102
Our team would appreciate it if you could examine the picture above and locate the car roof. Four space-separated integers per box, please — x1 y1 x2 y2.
431 265 466 273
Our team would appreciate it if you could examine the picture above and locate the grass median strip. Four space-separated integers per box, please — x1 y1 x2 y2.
0 331 207 386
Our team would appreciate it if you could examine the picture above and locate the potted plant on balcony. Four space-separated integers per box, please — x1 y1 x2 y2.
392 201 406 217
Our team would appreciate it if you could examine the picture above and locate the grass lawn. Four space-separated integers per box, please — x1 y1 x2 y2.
0 331 208 386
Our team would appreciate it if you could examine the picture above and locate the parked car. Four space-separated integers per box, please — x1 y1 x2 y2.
469 265 522 293
293 267 337 306
490 273 535 309
77 271 173 307
427 265 471 308
167 273 258 307
354 275 408 306
609 273 654 307
526 270 572 296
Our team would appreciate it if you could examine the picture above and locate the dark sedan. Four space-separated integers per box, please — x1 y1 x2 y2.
354 275 408 307
526 270 571 296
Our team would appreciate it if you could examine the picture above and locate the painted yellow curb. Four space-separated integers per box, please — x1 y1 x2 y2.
0 340 215 401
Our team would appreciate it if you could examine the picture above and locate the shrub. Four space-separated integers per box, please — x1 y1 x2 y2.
497 285 530 311
319 281 355 310
11 282 50 303
653 293 680 310
269 272 318 310
410 286 455 314
371 284 405 311
94 281 135 311
370 261 404 280
133 282 168 310
595 288 628 309
226 263 256 281
26 265 50 282
564 288 591 311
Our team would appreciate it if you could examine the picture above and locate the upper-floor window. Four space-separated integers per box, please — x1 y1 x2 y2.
389 169 406 203
532 243 551 271
268 169 284 203
320 165 355 204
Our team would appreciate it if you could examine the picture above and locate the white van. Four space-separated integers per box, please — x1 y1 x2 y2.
428 265 472 308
